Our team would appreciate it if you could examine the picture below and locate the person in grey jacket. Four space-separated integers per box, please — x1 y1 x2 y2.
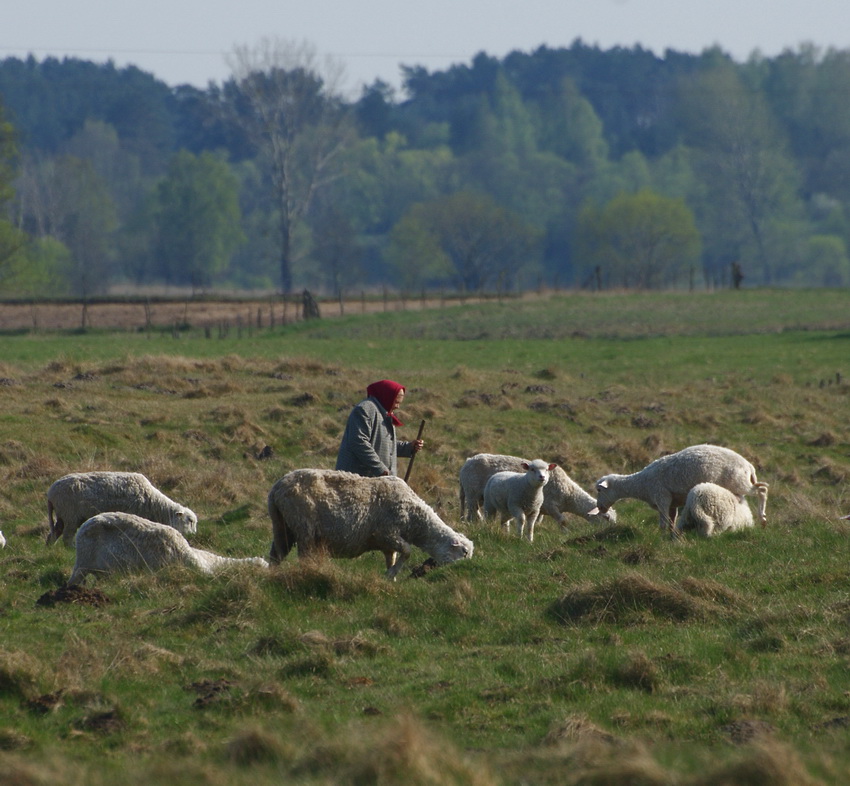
336 379 423 477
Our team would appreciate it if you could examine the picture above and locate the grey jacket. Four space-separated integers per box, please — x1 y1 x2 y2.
335 396 414 477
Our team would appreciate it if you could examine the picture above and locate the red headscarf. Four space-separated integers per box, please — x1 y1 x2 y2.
367 379 405 426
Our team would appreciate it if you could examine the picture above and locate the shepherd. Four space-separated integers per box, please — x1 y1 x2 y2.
335 379 424 478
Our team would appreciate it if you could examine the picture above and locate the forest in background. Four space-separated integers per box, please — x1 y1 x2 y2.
0 38 849 296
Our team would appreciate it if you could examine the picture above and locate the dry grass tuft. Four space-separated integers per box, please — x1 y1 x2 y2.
0 727 33 751
689 738 822 785
299 629 383 657
178 571 271 625
299 712 495 785
523 736 671 786
543 713 618 746
0 650 43 700
225 726 289 766
550 572 728 624
612 651 662 693
270 557 388 601
679 576 747 610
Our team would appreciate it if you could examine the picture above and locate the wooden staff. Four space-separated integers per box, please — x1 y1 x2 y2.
404 419 427 483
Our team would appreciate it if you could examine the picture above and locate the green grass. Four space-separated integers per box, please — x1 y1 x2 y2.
0 289 849 783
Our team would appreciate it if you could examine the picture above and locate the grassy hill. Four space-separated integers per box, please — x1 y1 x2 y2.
0 289 848 784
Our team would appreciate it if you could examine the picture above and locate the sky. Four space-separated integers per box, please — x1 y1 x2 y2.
6 0 850 97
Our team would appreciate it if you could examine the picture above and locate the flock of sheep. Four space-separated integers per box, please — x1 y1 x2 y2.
20 442 776 586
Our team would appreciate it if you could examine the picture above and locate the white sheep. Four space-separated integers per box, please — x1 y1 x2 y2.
591 444 768 532
675 482 768 537
46 471 198 548
459 453 617 528
0 530 5 548
67 512 268 586
482 459 556 542
267 469 473 580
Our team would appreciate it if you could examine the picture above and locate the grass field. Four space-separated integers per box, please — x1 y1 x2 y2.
0 289 849 784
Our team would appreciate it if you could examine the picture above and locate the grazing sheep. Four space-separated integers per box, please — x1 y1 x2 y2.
675 482 768 537
482 459 556 542
267 469 473 580
459 452 617 528
591 444 768 532
67 512 267 586
47 471 198 548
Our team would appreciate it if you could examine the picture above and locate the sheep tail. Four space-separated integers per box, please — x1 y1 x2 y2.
268 498 295 564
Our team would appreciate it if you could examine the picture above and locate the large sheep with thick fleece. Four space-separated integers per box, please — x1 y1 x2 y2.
459 453 617 528
67 512 267 586
47 471 198 548
592 444 768 532
482 459 555 542
267 469 473 580
675 482 768 537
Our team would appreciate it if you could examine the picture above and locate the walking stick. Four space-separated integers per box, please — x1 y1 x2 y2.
404 419 426 483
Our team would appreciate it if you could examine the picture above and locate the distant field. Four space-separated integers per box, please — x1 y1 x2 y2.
0 287 848 336
0 290 848 784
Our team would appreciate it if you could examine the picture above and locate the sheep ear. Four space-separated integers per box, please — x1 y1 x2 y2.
521 462 530 470
598 480 609 489
548 463 557 470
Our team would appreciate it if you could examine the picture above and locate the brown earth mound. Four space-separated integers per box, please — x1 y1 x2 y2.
36 585 111 608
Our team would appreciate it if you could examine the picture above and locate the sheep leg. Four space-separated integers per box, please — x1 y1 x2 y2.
655 494 677 533
46 501 64 546
385 541 411 581
753 483 769 526
527 513 539 543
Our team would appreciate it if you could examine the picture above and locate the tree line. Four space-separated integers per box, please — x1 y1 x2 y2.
0 38 849 297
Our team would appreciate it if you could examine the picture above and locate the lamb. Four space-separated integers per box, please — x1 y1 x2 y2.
67 512 268 586
267 469 473 580
675 482 768 537
459 453 617 528
46 471 198 548
591 444 768 532
482 459 556 542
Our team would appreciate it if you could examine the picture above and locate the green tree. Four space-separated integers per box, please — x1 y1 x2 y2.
0 98 29 284
531 76 609 171
678 61 802 284
154 151 244 290
389 191 542 292
577 189 701 289
800 234 850 286
52 156 118 297
226 38 354 293
4 236 72 295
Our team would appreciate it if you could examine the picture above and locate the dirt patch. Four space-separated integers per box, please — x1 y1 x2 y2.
722 718 775 744
35 585 111 608
25 691 64 715
0 294 507 332
410 557 439 578
74 709 125 734
186 678 235 709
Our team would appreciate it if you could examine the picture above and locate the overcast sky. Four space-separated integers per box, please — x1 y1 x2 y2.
6 0 850 97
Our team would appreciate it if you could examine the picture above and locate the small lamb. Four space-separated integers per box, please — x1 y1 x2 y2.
591 444 768 532
67 512 268 586
675 482 768 537
267 469 473 580
459 452 617 528
47 471 198 548
482 459 556 542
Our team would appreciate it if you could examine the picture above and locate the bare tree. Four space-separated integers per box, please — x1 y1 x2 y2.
227 38 354 293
